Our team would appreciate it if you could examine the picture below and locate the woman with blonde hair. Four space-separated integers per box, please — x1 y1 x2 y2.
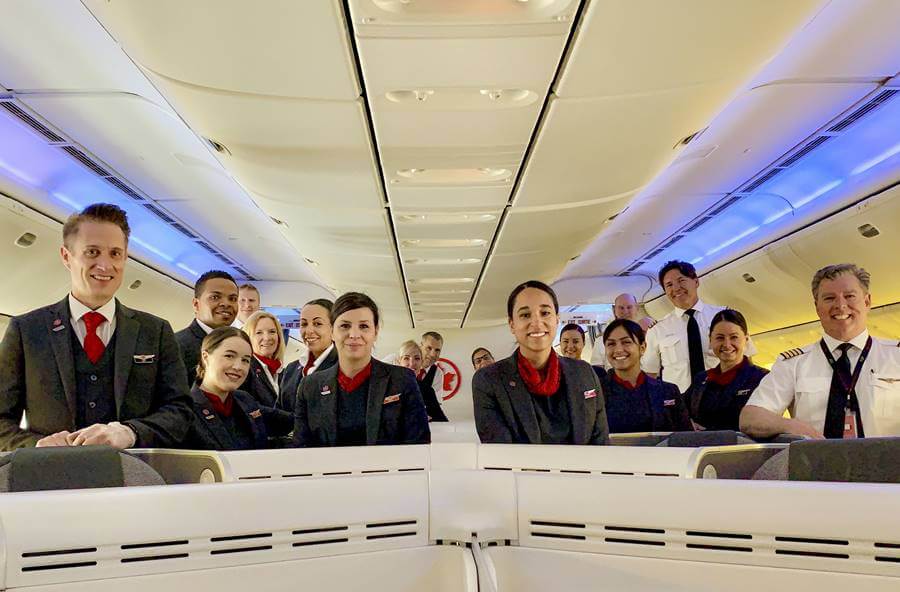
397 340 448 422
242 310 286 408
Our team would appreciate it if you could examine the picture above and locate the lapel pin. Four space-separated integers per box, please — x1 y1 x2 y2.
52 319 66 332
202 409 212 416
509 381 516 387
249 409 262 419
321 386 332 396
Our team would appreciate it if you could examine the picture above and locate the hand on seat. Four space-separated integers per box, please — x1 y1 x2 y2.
66 422 137 448
36 431 72 447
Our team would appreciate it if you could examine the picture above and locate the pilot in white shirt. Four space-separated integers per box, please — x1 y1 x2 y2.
742 264 900 439
641 262 754 393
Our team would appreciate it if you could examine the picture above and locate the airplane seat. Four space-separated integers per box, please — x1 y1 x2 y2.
656 430 755 447
754 438 900 483
0 446 164 491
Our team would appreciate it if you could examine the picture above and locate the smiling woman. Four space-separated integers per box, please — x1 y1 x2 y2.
183 326 292 450
472 280 609 445
292 292 430 447
241 311 287 409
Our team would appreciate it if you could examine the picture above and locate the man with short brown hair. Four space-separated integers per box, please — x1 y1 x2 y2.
0 203 192 450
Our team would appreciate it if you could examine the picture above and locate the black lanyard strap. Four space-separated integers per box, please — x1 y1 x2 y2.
820 336 873 400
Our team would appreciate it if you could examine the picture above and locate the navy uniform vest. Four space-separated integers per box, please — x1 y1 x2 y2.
71 329 117 428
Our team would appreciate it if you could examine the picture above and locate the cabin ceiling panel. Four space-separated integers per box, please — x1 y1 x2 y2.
749 0 900 85
18 93 322 284
83 0 359 100
513 89 723 207
562 81 880 280
395 217 498 243
555 0 825 99
0 0 166 100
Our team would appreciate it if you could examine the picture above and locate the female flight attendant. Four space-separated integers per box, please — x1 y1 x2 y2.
184 327 292 450
473 280 609 445
602 319 692 433
292 292 430 447
242 311 287 408
687 309 768 431
559 323 586 360
397 340 449 422
280 299 338 413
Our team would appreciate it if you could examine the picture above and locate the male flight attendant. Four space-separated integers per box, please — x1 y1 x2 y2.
232 283 260 329
741 264 900 439
175 270 239 386
0 203 192 450
419 331 447 401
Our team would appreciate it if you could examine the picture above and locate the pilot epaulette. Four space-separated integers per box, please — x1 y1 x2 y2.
778 347 807 361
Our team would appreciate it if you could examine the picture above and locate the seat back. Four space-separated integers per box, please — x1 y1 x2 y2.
788 437 900 483
657 430 754 447
0 446 163 491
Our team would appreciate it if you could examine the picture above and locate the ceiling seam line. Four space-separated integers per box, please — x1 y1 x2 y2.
464 0 592 326
341 0 415 328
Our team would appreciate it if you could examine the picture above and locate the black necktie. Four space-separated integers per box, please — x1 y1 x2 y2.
823 343 853 439
685 309 705 380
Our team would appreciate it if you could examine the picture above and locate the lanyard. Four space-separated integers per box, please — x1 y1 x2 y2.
819 336 873 403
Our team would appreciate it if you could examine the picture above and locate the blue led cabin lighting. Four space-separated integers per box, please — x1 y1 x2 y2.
0 98 244 283
630 88 900 276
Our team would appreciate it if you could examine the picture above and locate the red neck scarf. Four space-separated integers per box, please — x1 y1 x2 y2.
338 362 372 393
517 350 561 396
202 390 234 418
707 356 748 386
255 354 282 376
612 371 646 391
303 351 317 377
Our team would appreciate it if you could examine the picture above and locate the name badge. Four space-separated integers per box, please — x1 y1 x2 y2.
663 399 676 407
583 389 597 400
249 409 262 419
133 354 156 364
876 376 900 384
736 389 752 396
383 394 401 405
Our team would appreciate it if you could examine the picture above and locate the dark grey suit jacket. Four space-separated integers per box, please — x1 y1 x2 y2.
472 353 610 445
279 346 338 414
293 358 430 447
174 319 205 386
183 385 292 450
0 297 193 450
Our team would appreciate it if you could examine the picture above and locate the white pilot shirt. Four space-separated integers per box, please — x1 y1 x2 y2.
746 330 900 437
641 300 757 393
68 294 117 347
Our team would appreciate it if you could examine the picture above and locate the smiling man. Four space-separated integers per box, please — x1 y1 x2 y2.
175 270 239 386
0 203 192 450
233 283 260 329
741 264 900 439
641 260 755 393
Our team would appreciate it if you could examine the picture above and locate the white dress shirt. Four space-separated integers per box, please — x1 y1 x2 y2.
746 330 900 436
196 319 215 335
68 294 117 347
641 299 756 393
299 343 335 376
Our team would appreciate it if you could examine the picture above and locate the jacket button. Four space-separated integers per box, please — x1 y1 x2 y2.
90 374 98 382
88 402 97 409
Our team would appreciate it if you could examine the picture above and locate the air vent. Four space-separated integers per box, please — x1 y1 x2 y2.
779 135 831 168
103 177 145 202
659 235 684 249
828 89 898 133
857 223 880 238
15 232 37 248
707 195 743 216
625 262 643 272
60 146 111 177
169 222 196 239
140 202 176 224
740 167 784 193
0 100 65 142
684 216 712 233
645 247 665 259
195 241 220 256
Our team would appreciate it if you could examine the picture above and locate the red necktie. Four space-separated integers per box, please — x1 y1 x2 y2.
417 369 425 381
82 311 106 363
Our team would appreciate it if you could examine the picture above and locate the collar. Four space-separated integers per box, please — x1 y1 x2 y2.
68 293 116 323
612 371 646 391
822 329 870 356
338 361 373 393
674 299 707 318
231 318 244 329
303 343 334 371
201 389 234 418
707 357 749 386
196 319 216 335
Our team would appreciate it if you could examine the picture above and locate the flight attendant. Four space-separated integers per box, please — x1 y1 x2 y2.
473 281 609 445
280 299 337 413
242 311 287 408
397 340 449 422
687 309 768 431
184 327 292 450
559 323 586 360
602 319 692 433
292 292 430 447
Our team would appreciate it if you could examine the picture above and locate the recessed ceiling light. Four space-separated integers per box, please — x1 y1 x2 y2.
408 278 475 285
409 289 470 295
397 213 498 225
402 239 486 248
405 258 481 265
394 168 511 185
385 89 434 103
415 302 467 307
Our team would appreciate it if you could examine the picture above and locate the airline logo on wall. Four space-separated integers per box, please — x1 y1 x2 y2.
436 358 462 401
